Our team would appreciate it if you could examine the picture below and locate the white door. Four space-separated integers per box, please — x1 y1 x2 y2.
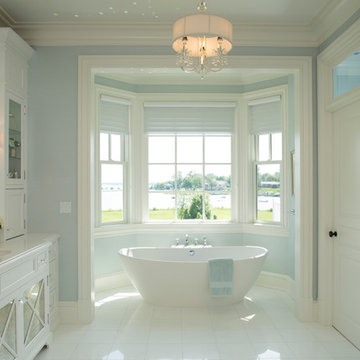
332 98 360 349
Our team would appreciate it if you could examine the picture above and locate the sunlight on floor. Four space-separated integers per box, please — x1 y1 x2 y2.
95 291 140 308
35 285 360 360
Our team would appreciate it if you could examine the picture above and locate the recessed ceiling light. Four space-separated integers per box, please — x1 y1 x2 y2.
109 6 114 10
124 10 129 14
98 11 104 15
53 12 59 16
133 2 137 5
154 15 159 18
141 13 145 16
74 14 80 18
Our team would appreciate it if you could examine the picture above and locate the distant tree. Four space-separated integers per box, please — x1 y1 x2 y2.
178 193 211 219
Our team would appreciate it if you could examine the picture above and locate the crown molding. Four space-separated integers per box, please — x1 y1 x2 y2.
11 22 319 47
1 1 359 48
311 0 360 45
0 7 13 27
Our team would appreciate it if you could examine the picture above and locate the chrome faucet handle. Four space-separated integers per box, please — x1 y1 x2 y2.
194 237 198 246
185 234 189 246
202 236 207 246
175 238 180 246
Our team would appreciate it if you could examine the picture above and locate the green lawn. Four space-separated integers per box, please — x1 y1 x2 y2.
257 210 273 221
149 209 175 220
103 208 272 222
149 207 231 220
102 210 123 223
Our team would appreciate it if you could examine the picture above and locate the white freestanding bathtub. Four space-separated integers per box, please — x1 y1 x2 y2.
118 246 268 306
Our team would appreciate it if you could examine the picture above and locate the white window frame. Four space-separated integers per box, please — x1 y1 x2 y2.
146 133 233 223
244 85 289 230
254 132 282 225
94 85 133 228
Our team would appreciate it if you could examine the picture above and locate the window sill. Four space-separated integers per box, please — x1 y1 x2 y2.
94 222 289 238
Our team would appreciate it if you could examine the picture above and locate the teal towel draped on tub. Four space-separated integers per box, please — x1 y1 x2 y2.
208 258 234 296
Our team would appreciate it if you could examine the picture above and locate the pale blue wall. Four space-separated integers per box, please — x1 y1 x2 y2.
27 9 360 300
27 46 308 301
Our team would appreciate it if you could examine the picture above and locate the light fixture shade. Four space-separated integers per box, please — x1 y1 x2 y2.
172 13 232 55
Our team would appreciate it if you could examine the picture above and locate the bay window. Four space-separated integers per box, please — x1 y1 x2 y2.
248 95 284 224
97 95 129 225
144 103 235 222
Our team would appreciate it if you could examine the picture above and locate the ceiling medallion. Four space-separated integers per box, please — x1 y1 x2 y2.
172 1 233 78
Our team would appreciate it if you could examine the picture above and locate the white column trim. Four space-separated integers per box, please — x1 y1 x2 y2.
78 55 313 323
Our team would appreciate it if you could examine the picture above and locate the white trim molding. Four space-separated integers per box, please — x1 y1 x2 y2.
58 301 79 324
78 54 313 323
95 272 131 293
1 1 358 47
317 17 360 326
256 271 296 299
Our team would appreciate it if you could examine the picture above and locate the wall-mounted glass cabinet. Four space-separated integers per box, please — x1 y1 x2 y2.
7 99 24 183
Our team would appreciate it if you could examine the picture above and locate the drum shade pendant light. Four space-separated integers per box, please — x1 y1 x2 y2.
172 1 233 78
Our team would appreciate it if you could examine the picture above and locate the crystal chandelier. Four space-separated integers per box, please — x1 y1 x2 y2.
172 2 233 78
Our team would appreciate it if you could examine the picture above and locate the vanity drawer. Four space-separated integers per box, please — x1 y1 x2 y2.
1 258 35 294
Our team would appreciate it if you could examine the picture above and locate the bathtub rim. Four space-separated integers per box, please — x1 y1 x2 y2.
118 245 268 264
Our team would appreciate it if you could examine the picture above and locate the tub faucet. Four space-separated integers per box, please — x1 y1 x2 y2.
202 236 207 246
185 234 189 247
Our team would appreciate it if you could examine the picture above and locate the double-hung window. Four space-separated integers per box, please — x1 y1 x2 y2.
144 103 235 222
97 95 129 225
249 96 283 224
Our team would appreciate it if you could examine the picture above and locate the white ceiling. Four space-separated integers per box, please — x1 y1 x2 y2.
0 0 332 25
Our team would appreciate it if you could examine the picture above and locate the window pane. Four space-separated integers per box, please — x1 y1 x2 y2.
148 136 175 163
205 136 231 163
177 193 205 220
205 165 231 191
258 134 270 161
101 164 123 223
333 50 360 98
177 136 203 163
149 193 175 220
177 165 203 190
149 165 175 190
100 133 109 161
209 193 231 220
110 134 121 161
257 164 280 222
271 133 282 160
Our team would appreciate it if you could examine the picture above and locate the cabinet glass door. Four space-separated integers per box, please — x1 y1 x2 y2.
23 279 45 346
8 99 22 181
0 300 17 360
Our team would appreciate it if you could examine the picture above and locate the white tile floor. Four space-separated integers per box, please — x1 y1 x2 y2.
35 286 360 360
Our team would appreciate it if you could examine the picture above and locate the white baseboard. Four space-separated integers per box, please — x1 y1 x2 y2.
256 271 296 299
95 272 131 293
58 301 79 324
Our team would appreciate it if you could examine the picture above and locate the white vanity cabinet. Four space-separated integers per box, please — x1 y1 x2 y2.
0 241 53 360
0 28 33 241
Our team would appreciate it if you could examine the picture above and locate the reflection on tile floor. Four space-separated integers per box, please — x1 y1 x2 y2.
35 286 360 360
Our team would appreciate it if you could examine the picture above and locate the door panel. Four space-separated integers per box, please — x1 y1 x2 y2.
333 99 360 348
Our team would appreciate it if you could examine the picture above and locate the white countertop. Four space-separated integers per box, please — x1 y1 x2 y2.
0 233 59 265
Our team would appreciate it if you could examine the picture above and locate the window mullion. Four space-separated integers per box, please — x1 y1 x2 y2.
175 136 178 220
202 135 205 221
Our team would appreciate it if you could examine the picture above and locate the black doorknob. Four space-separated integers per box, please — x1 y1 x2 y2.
329 231 337 238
